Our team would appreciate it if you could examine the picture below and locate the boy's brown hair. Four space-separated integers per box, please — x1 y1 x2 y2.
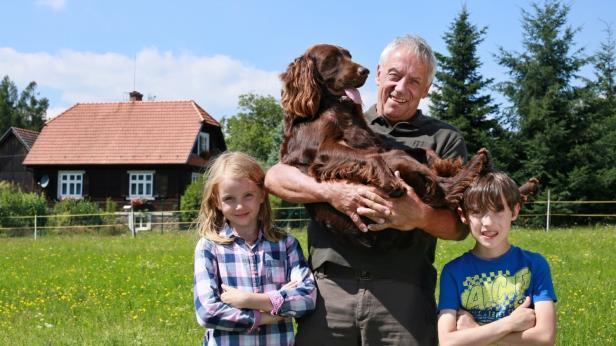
462 171 521 215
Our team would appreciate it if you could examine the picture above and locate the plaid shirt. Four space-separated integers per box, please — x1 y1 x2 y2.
194 224 316 345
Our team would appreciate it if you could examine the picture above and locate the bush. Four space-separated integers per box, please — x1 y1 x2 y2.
0 181 48 237
102 198 129 235
180 175 203 224
48 198 104 234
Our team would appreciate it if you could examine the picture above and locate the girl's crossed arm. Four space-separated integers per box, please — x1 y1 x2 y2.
194 239 265 332
220 236 316 318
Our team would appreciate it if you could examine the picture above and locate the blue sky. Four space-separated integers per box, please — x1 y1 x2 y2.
1 0 614 120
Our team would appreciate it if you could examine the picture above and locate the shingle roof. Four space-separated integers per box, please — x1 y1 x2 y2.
0 127 40 150
23 100 219 165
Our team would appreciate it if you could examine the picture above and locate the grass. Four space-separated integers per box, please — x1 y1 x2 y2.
0 227 613 345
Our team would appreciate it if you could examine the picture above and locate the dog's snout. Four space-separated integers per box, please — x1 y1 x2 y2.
358 67 369 77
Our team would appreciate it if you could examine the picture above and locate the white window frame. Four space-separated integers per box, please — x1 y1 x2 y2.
128 212 152 232
127 170 155 200
198 131 210 154
57 171 85 199
135 212 152 231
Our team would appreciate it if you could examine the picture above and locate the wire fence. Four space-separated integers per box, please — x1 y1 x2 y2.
1 198 615 238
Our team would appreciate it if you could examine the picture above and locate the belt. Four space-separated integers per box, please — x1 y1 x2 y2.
316 262 381 281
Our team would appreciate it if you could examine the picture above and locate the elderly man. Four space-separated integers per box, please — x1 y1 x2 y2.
265 34 468 346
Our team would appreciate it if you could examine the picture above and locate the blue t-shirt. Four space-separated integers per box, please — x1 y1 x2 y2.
438 245 556 325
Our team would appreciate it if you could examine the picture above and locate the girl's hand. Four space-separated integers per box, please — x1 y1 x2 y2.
220 284 249 309
281 280 298 290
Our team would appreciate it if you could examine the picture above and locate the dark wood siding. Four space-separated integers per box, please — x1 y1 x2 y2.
29 164 198 211
0 134 35 192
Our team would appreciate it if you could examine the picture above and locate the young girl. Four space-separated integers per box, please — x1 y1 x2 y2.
193 151 316 345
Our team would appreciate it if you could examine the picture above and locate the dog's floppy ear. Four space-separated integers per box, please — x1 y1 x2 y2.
280 53 321 118
519 177 540 203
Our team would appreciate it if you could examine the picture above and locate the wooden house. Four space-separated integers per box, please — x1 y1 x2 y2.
23 91 226 211
0 127 40 192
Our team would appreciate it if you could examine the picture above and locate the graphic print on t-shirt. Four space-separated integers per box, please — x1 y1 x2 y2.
461 267 531 324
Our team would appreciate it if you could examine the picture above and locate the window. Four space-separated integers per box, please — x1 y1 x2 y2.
135 213 152 231
128 171 154 199
58 171 84 199
191 172 202 183
198 131 210 154
128 212 152 232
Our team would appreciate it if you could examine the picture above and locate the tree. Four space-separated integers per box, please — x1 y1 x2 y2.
567 24 616 219
0 75 49 135
430 6 505 165
496 0 585 208
222 93 284 166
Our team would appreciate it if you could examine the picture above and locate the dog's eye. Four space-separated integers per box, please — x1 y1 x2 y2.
322 56 338 70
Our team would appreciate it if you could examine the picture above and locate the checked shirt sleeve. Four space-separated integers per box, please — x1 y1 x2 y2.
272 235 316 317
193 238 258 331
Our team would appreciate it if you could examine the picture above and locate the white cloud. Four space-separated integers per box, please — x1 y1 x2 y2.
0 47 281 119
36 0 67 11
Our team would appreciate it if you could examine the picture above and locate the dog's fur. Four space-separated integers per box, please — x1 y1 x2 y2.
278 44 501 249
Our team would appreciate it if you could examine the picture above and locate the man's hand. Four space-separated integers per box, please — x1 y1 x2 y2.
456 309 480 330
324 180 392 232
356 172 428 232
505 297 536 332
220 284 250 309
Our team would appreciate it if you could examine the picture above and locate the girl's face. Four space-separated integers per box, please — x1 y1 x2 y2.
216 176 264 235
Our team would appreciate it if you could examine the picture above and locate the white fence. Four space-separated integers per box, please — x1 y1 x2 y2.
1 198 615 238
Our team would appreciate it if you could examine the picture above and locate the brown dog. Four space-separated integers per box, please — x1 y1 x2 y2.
279 44 492 249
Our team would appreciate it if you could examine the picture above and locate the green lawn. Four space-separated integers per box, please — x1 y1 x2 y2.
0 227 614 345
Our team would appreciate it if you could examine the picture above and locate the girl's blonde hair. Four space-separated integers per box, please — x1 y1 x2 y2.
196 151 284 244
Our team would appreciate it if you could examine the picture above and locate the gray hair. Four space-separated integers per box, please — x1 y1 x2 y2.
379 34 437 83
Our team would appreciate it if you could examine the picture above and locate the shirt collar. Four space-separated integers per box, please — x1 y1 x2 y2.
219 222 263 243
366 104 427 129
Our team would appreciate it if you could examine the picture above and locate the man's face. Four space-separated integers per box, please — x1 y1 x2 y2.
375 46 431 124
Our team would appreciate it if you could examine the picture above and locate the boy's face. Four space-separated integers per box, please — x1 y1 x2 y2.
459 197 521 256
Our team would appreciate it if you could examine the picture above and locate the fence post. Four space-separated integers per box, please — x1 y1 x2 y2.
34 213 37 240
546 189 551 232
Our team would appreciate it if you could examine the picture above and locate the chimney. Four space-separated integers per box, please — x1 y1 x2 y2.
129 90 143 102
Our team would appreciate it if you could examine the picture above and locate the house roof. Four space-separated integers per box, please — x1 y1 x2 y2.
0 127 40 150
23 100 220 166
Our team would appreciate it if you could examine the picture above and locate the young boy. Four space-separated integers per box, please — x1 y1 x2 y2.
437 172 557 346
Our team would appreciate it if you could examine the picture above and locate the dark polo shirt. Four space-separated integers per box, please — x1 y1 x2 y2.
307 105 467 292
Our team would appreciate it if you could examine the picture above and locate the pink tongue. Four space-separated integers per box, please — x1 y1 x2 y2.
345 88 362 105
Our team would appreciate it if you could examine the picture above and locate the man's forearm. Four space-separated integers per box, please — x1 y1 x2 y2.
265 163 330 203
420 206 468 240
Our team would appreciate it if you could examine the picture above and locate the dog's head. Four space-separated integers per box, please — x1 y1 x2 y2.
280 44 369 119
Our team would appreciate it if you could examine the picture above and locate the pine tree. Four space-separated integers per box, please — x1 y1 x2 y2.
568 24 616 219
0 76 48 135
429 6 504 165
496 0 585 209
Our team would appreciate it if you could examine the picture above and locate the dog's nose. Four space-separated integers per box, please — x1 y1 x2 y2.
358 67 369 77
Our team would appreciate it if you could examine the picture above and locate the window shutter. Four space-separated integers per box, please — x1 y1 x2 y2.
155 172 168 198
122 171 129 198
83 172 90 197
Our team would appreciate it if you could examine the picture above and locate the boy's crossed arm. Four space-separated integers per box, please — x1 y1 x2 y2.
438 297 556 346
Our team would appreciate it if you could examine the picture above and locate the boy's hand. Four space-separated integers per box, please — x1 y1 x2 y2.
456 309 479 330
506 297 536 332
220 284 249 309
